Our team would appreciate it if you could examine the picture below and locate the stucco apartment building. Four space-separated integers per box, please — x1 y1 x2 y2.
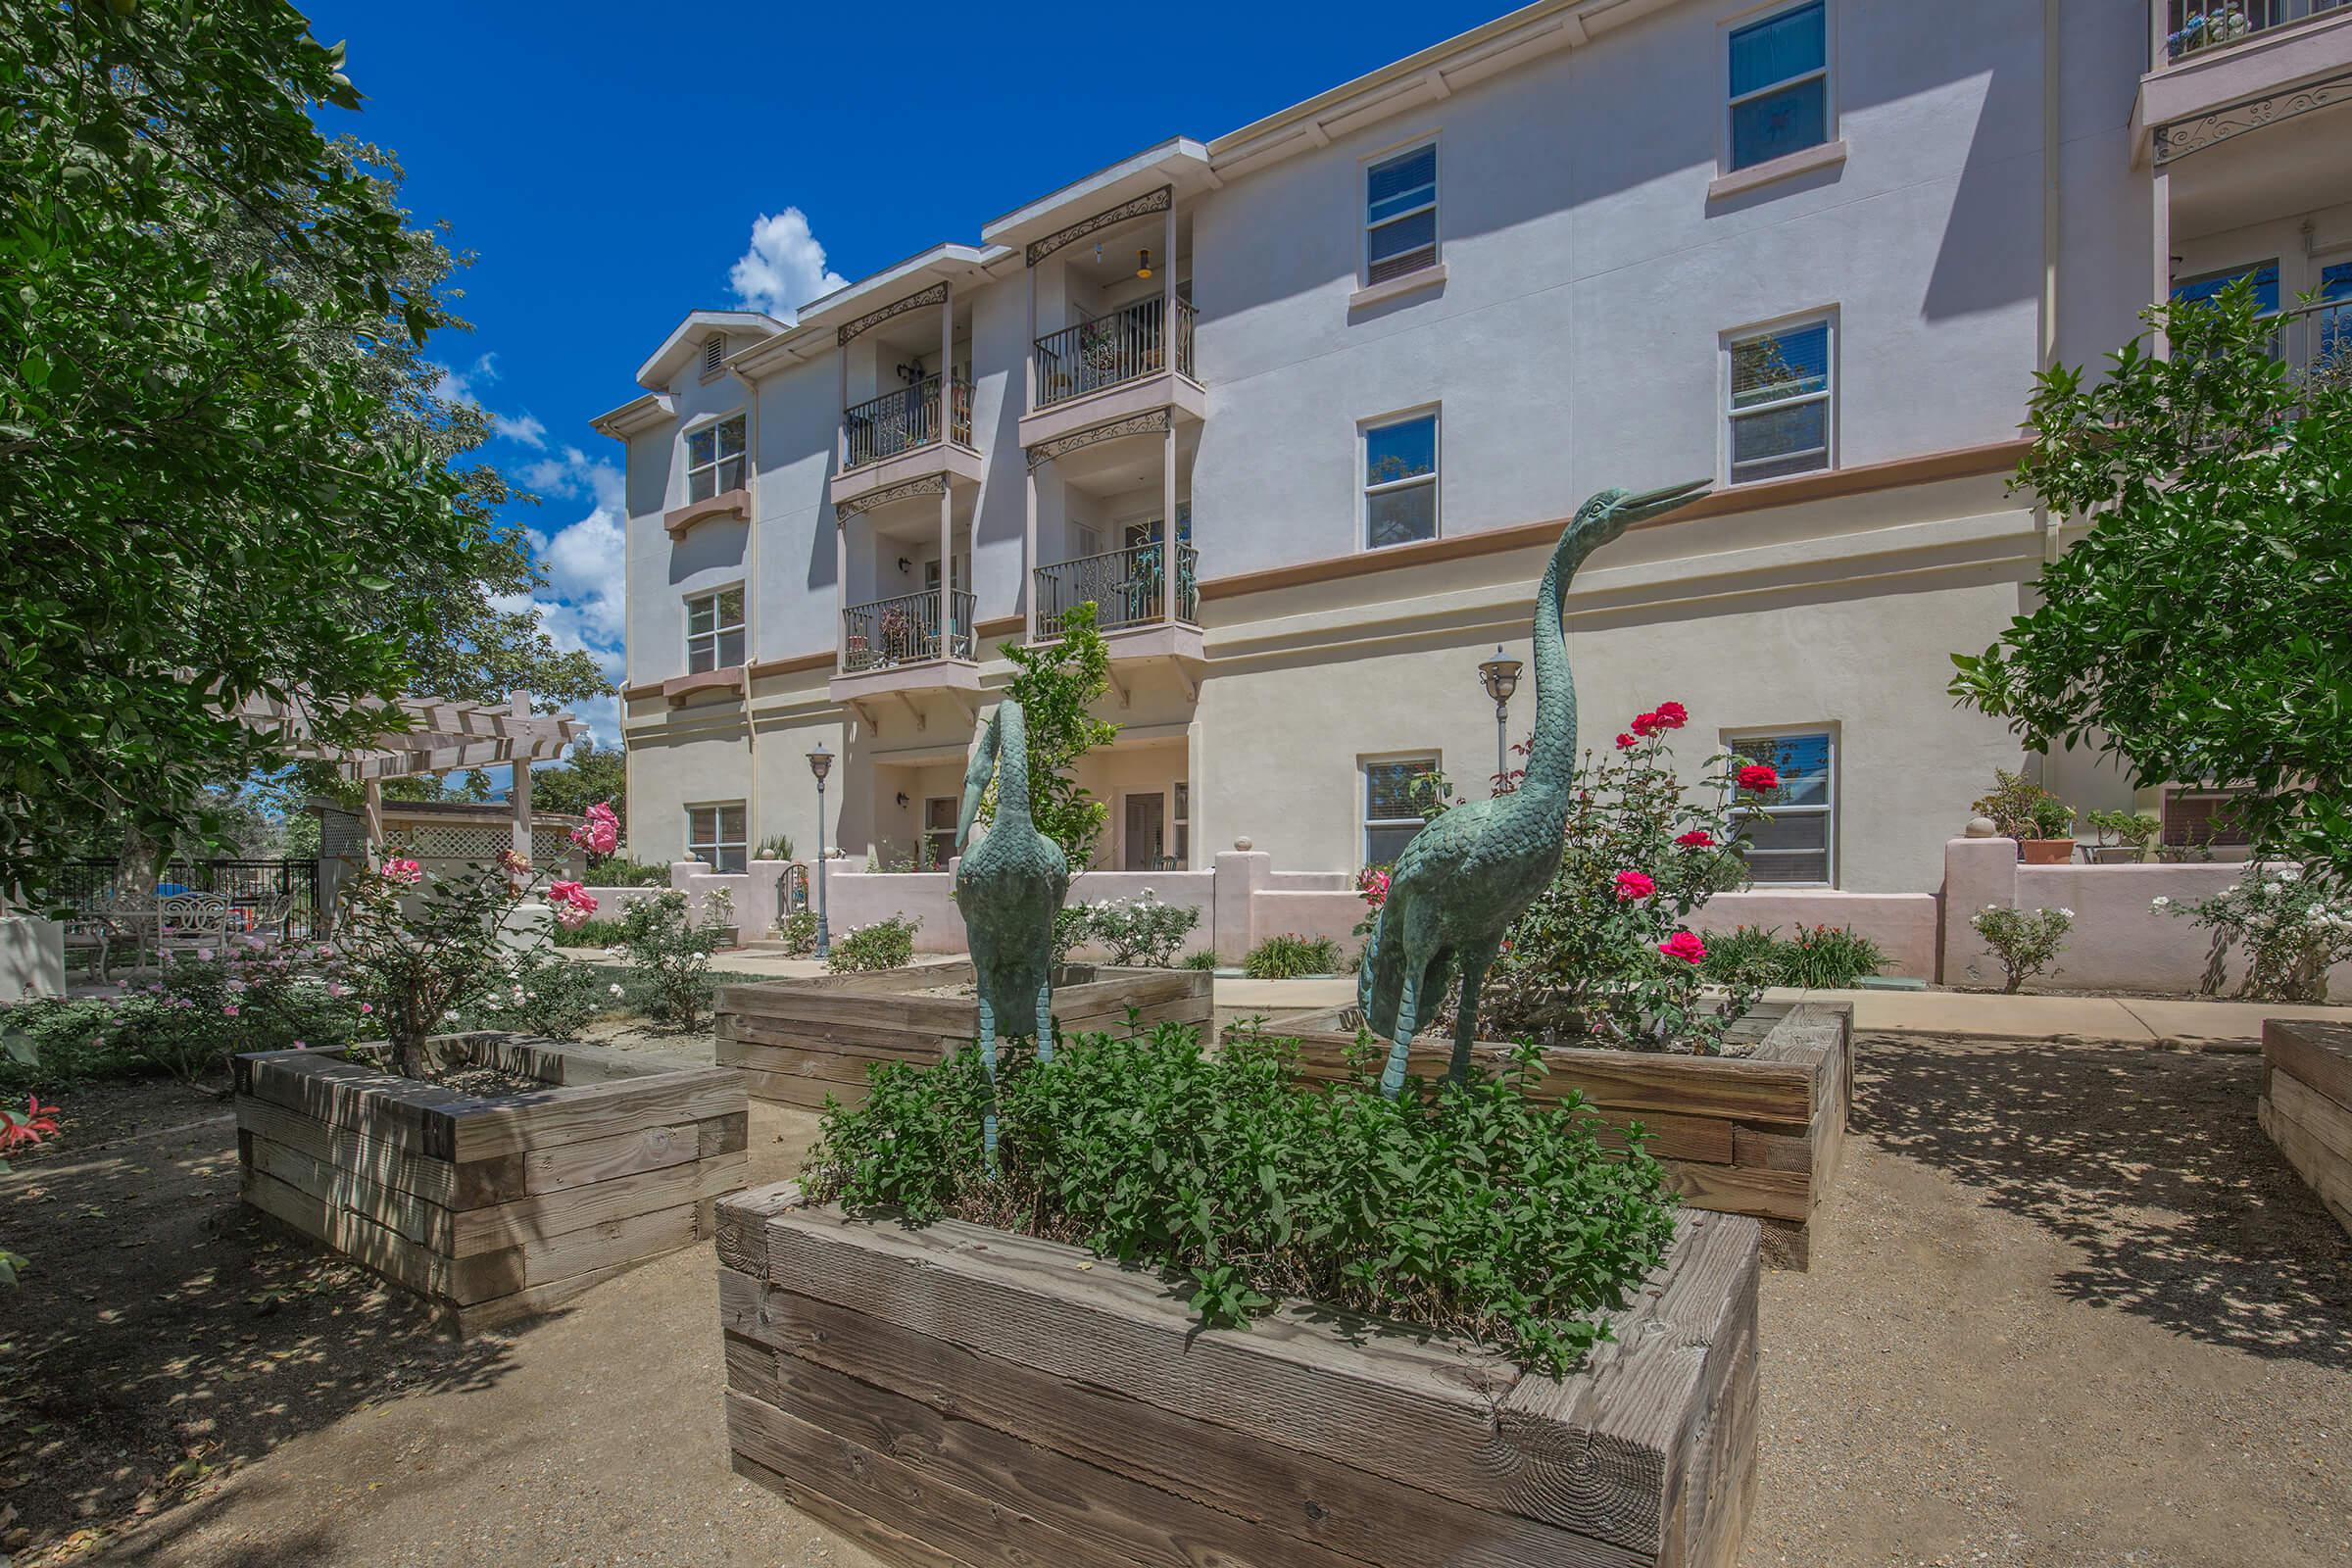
596 0 2352 898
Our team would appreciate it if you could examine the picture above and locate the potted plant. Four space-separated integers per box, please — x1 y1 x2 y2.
2082 808 2159 865
2021 798 2077 864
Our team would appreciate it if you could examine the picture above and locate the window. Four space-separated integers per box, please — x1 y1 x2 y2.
1726 730 1834 884
685 414 747 503
921 798 957 868
685 585 745 673
686 802 748 874
1365 143 1438 285
1726 318 1833 483
1172 780 1190 866
1728 2 1830 172
1363 412 1439 548
1363 756 1438 865
2170 259 2279 315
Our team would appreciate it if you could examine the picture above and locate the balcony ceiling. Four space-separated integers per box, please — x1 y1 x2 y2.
2168 95 2352 240
1056 422 1200 498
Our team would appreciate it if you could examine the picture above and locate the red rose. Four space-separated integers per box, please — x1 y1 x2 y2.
1631 711 1660 736
1676 829 1715 849
1737 763 1780 792
1657 930 1707 964
1652 701 1689 729
1613 869 1656 901
1615 733 1638 751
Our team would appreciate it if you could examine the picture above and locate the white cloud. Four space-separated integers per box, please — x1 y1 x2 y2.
495 412 549 449
729 207 848 322
522 445 623 514
431 351 502 405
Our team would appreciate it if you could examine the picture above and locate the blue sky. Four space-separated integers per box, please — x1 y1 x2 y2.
302 0 1511 755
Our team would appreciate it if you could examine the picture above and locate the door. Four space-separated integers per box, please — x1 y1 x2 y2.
1122 793 1165 871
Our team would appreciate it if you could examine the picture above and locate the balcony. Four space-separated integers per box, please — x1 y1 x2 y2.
2139 0 2352 172
2161 1 2347 63
840 590 976 675
2278 296 2352 389
844 374 973 469
1036 297 1195 410
1032 540 1204 672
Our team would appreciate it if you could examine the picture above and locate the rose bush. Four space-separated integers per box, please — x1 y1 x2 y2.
1482 706 1776 1054
2164 865 2352 1003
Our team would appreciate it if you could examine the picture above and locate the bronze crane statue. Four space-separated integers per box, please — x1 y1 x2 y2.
1356 479 1711 1097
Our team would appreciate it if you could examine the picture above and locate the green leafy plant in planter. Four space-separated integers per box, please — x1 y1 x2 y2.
616 888 734 1032
2158 866 2352 1003
2083 808 2160 864
1697 924 1888 990
1968 906 2074 994
1243 933 1343 979
1179 950 1220 972
444 952 610 1039
826 914 920 974
801 1023 1678 1376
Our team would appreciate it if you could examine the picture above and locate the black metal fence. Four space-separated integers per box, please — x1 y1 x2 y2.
53 858 324 941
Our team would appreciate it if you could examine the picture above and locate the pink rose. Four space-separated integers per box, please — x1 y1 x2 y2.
1614 733 1638 751
221 1004 240 1017
1657 930 1707 965
1737 763 1780 793
1676 829 1715 849
1613 869 1656 901
384 858 423 886
358 1002 373 1015
1651 701 1688 730
1631 711 1660 736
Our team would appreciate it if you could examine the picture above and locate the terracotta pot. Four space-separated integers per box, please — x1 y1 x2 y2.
2019 838 2076 864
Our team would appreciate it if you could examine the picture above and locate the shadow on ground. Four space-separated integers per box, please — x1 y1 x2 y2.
1857 1032 2352 1368
0 1078 520 1561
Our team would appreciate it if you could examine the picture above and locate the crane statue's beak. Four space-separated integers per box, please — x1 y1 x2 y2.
1616 478 1713 525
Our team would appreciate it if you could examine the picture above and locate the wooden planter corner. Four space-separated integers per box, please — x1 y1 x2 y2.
1271 1001 1851 1269
717 1183 1760 1568
235 1033 751 1332
712 962 1213 1108
2260 1018 2352 1237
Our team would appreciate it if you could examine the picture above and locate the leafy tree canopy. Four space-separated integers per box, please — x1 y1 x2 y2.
528 737 627 833
1951 281 2352 878
0 2 604 901
983 602 1118 866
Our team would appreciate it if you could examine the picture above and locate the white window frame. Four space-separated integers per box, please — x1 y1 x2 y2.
1361 752 1441 866
1721 311 1837 486
1723 0 1836 175
1362 137 1441 287
1360 406 1442 551
685 801 749 875
1172 780 1190 869
921 797 957 868
683 411 747 503
1723 726 1837 887
684 583 746 674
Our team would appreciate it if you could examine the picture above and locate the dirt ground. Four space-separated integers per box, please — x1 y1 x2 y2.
2 1029 2346 1567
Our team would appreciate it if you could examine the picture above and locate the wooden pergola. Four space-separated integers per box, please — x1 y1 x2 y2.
237 689 586 860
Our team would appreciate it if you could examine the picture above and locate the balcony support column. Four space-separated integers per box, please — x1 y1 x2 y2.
1023 463 1039 646
2152 162 2173 361
938 484 954 661
1162 199 1178 375
835 345 848 469
1024 263 1037 416
939 282 955 446
1161 421 1178 625
834 519 849 675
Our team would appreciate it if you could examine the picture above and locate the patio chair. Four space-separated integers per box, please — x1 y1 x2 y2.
155 891 231 965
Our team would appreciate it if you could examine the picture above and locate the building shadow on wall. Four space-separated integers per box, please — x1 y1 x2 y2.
1856 1032 2352 1369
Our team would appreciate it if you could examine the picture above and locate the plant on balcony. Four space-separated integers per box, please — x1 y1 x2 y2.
1951 278 2352 887
983 602 1118 867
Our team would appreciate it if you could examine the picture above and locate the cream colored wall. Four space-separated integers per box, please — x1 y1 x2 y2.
1071 740 1190 871
624 714 754 866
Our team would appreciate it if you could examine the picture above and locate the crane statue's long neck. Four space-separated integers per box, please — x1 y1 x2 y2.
994 700 1033 830
1519 521 1602 804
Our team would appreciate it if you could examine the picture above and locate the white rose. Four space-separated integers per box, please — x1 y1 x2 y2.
2058 909 2075 920
2150 896 2171 909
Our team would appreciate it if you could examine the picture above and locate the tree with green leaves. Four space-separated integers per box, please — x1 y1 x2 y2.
528 737 627 833
0 3 602 903
983 603 1118 866
1951 280 2352 881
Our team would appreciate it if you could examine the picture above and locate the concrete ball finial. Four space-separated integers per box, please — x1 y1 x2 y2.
1965 815 1999 839
1233 835 1253 851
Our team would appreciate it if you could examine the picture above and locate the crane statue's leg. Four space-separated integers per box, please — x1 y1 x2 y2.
1378 965 1423 1099
977 988 1000 1166
1034 956 1054 1064
1450 940 1502 1087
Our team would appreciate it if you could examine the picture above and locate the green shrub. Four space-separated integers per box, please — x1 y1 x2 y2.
1696 925 1786 989
826 914 919 974
803 1024 1677 1377
549 916 629 949
1775 925 1889 989
1968 906 2073 993
2161 865 2352 1002
1972 769 2070 842
776 908 819 956
1051 905 1090 966
582 857 673 888
617 889 734 1030
445 954 609 1039
1179 950 1221 972
1243 933 1343 978
1069 891 1200 967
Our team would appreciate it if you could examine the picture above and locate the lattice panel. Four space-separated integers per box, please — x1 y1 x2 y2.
381 824 579 874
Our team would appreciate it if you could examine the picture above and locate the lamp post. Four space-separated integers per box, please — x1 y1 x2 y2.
807 743 833 959
1478 646 1523 790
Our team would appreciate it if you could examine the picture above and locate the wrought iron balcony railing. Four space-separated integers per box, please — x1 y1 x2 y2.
1035 297 1197 410
843 374 974 469
1033 541 1199 642
2278 296 2352 392
840 589 977 673
2163 0 2348 61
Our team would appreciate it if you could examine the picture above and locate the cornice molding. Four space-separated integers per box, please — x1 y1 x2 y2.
1027 185 1172 268
2154 69 2352 162
834 472 951 523
836 281 949 347
1026 408 1172 470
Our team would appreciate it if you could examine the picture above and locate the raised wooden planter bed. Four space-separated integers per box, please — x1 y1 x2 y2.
712 961 1212 1109
2260 1018 2352 1236
235 1033 750 1332
1271 1000 1850 1268
716 1182 1760 1568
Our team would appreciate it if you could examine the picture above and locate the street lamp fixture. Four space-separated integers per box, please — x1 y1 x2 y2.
1478 646 1523 788
807 743 833 958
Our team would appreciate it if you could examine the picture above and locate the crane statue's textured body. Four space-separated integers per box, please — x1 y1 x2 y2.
955 699 1071 1156
1356 480 1711 1097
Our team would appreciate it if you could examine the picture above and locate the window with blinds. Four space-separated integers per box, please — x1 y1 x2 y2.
1363 756 1438 865
1365 144 1438 285
1728 2 1830 172
687 802 748 874
1727 318 1834 483
1726 730 1835 884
